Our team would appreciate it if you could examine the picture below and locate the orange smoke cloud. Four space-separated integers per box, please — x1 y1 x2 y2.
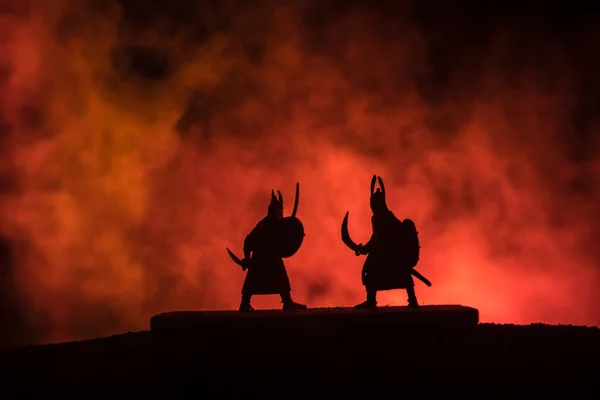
0 1 599 347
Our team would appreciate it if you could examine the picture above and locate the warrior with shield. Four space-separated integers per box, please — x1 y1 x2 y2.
227 183 307 312
341 175 432 309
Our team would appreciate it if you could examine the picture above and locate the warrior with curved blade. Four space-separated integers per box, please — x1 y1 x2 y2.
341 175 431 309
227 183 307 312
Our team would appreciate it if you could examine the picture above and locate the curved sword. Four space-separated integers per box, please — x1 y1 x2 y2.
226 248 248 271
341 211 361 254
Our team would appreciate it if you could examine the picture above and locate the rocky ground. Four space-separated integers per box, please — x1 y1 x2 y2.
0 307 599 398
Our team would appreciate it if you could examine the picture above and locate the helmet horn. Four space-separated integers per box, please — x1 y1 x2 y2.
370 175 376 196
377 176 385 196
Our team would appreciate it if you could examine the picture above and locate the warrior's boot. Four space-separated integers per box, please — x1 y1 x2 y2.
281 292 307 311
406 287 419 309
354 290 378 309
239 293 254 312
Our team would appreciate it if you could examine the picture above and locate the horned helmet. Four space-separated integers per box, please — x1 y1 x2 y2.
267 183 300 220
268 190 284 219
369 175 388 213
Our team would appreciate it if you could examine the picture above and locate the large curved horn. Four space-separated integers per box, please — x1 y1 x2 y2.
277 190 283 207
341 212 360 253
377 176 385 195
291 182 300 218
271 189 277 202
370 175 376 195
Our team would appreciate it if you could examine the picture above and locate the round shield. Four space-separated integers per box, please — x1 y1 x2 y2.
276 216 305 258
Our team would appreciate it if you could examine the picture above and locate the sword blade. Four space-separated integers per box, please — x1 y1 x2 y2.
341 211 360 253
411 268 432 287
226 248 243 266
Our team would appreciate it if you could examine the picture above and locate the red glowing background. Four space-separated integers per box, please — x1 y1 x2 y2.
1 1 599 346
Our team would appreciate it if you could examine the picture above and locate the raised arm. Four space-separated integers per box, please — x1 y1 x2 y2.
359 216 377 254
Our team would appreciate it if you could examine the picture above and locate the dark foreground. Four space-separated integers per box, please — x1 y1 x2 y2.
1 305 599 398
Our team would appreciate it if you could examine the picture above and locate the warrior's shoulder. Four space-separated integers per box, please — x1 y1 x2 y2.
384 210 402 223
256 216 269 225
373 211 400 223
250 217 270 232
400 218 418 231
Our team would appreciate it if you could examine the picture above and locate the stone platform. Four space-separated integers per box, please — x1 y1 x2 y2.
151 305 479 341
149 305 479 389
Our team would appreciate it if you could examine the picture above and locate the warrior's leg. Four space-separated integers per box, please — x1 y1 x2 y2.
406 286 419 309
280 291 307 311
354 289 377 309
239 292 254 312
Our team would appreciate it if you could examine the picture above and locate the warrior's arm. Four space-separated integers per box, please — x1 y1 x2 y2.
358 217 378 254
243 222 265 259
361 234 375 254
243 228 258 259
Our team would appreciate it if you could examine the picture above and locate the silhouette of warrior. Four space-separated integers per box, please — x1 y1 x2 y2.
227 183 307 312
341 175 432 309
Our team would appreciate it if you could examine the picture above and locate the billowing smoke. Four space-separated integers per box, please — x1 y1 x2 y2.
0 0 599 348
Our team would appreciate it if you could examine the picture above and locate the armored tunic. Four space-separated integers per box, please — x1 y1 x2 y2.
360 210 417 291
241 217 291 295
